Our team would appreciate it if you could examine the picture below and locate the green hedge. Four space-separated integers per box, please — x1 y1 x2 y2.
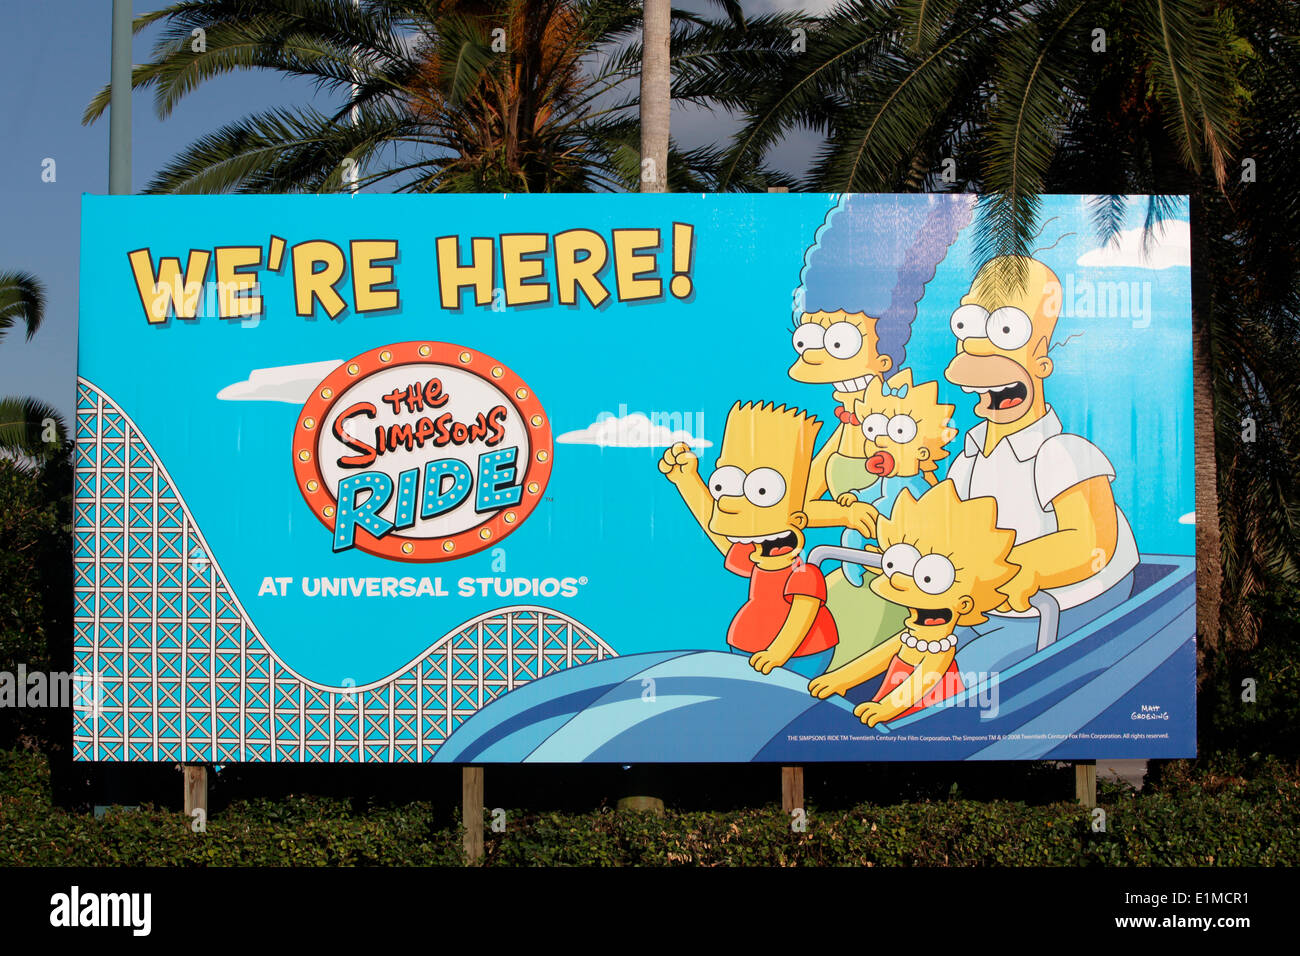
3 750 1297 866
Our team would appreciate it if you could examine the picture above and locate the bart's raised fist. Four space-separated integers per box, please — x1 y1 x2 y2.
657 442 699 483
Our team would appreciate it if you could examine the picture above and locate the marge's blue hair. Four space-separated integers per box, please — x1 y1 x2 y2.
798 195 974 372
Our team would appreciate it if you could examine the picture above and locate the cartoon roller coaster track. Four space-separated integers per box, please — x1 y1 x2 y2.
71 379 615 763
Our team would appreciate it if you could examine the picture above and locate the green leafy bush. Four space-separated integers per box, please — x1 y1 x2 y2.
1200 584 1300 759
2 749 1296 866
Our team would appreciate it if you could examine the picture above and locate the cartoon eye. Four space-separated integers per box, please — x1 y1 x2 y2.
881 543 920 576
792 323 826 355
913 554 956 595
823 321 863 360
707 465 746 500
743 468 786 507
888 414 918 443
950 304 988 340
987 306 1033 350
861 413 889 441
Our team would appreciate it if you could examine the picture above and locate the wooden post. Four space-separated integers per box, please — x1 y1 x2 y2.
183 764 208 821
781 766 804 814
616 765 665 814
1074 760 1097 808
462 766 484 863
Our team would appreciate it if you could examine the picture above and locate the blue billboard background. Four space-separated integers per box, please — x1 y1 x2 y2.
74 193 1194 763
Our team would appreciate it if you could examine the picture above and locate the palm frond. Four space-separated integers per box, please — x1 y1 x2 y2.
0 271 46 342
0 398 66 463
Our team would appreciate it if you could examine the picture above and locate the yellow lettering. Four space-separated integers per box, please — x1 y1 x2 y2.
611 229 662 301
292 241 347 318
350 240 399 313
436 236 495 309
128 248 209 323
554 229 610 307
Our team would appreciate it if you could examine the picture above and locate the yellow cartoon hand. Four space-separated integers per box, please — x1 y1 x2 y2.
835 492 859 508
808 671 851 700
657 442 699 484
749 649 790 676
844 501 878 538
997 567 1039 614
853 701 889 726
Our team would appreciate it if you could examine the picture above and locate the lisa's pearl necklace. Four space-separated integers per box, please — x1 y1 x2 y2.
901 632 956 654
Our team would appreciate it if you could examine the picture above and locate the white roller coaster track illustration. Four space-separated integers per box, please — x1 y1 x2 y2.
71 379 614 763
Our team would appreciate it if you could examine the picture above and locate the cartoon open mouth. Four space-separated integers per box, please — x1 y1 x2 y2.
727 531 799 557
865 449 896 476
913 607 953 627
981 382 1027 411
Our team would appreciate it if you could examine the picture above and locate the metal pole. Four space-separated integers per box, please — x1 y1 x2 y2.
109 0 132 195
349 0 359 194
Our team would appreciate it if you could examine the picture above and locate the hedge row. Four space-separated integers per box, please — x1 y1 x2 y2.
2 750 1297 866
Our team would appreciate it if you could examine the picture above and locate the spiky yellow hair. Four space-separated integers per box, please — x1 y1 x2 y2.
875 480 1018 625
854 368 958 471
720 402 821 506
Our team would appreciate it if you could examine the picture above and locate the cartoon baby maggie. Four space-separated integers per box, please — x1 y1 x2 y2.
943 255 1139 674
808 481 1017 726
823 369 960 668
658 402 839 679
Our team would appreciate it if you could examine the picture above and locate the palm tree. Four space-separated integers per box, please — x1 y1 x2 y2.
0 271 66 463
84 0 792 193
719 0 1300 655
640 0 671 193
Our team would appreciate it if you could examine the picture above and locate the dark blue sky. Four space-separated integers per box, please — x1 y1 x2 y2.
0 1 823 423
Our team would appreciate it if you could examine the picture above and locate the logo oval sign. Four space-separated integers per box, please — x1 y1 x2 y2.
293 341 552 561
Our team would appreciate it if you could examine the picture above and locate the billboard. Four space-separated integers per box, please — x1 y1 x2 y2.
74 193 1195 763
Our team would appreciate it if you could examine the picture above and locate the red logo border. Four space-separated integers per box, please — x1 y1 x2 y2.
293 341 553 562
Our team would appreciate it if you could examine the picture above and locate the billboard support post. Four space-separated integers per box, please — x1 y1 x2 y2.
1075 760 1097 808
183 765 208 824
462 766 484 862
781 765 804 815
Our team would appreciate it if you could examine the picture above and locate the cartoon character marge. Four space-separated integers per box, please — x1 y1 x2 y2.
791 194 974 530
659 402 839 678
809 481 1017 725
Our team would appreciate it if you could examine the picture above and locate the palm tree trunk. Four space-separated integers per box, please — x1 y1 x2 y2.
1190 212 1223 659
639 0 670 193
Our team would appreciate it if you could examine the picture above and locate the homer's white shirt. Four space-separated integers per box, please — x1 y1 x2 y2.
946 406 1138 613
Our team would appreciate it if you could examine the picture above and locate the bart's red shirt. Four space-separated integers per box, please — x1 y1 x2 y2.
723 543 839 656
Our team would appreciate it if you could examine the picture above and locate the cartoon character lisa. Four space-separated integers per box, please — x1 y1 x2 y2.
659 401 839 679
808 481 1017 725
824 369 960 669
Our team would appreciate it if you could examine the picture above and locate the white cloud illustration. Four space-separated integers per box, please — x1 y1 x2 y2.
217 360 343 403
1077 219 1190 270
558 412 711 448
1178 512 1195 525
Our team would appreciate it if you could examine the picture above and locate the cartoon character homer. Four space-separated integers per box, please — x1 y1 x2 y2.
943 255 1139 673
659 401 839 679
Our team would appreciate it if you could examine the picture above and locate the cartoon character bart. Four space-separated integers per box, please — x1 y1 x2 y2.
824 370 960 668
808 481 1017 726
659 402 839 678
